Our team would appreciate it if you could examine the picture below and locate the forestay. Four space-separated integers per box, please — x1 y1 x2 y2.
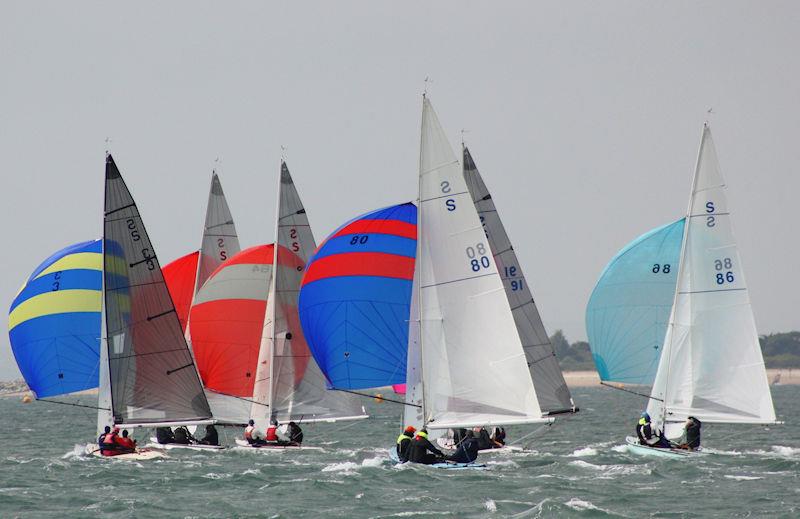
252 163 365 425
647 125 776 427
463 146 574 414
9 240 102 399
103 155 212 427
416 96 545 429
586 219 684 385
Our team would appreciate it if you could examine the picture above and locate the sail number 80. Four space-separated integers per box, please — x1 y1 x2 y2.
466 243 490 272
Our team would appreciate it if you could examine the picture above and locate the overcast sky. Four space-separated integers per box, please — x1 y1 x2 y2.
2 2 799 380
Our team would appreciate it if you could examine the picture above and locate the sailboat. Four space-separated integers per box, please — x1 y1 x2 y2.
587 125 777 458
399 96 551 466
462 145 577 417
235 161 367 448
93 154 214 459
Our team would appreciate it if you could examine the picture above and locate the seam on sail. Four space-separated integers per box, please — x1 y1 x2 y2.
420 191 469 203
421 159 460 176
420 271 497 289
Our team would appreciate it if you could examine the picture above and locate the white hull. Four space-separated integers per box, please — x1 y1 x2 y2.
624 436 702 459
86 444 167 461
233 438 323 451
147 438 225 451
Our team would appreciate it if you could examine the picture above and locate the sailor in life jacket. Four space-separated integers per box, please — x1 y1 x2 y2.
395 425 416 462
244 419 267 446
265 419 280 442
100 427 121 456
636 412 669 448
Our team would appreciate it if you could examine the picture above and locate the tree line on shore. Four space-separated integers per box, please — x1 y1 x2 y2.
553 331 800 371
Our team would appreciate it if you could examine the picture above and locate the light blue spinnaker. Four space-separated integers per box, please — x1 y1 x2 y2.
586 219 684 385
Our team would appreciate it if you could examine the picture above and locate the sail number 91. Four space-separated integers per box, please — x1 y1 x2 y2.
466 243 490 271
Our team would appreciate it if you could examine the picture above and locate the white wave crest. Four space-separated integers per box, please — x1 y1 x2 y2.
484 499 497 512
569 447 598 457
724 475 762 481
565 498 599 511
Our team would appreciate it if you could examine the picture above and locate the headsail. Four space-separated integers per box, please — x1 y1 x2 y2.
253 162 366 424
9 240 102 399
299 203 417 390
586 219 684 385
463 146 574 414
417 97 545 429
103 155 212 426
647 125 776 427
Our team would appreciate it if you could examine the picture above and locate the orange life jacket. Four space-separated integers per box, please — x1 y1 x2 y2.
265 426 278 441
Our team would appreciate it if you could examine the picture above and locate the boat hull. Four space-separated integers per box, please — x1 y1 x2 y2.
233 438 323 451
436 437 523 454
147 438 225 451
388 447 488 470
86 444 167 461
624 436 702 459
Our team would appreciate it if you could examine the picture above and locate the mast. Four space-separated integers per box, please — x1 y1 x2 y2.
654 123 706 428
266 162 283 419
417 94 428 423
97 155 113 434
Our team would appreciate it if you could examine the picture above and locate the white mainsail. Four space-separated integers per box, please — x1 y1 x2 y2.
463 146 575 415
414 96 546 430
251 162 366 425
647 125 776 431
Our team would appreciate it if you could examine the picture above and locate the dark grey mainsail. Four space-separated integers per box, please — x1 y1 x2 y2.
462 147 576 415
103 155 212 426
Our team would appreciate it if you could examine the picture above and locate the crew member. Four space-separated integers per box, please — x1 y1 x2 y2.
491 426 506 445
408 427 444 465
155 427 175 444
676 416 702 450
474 427 503 450
173 426 193 445
396 426 416 462
636 412 670 448
98 426 111 449
286 422 303 445
100 427 121 456
116 430 136 454
245 419 267 446
448 430 480 464
198 424 219 446
265 419 280 442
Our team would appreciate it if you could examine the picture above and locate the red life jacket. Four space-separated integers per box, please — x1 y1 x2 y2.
116 436 135 452
100 432 119 456
265 426 278 441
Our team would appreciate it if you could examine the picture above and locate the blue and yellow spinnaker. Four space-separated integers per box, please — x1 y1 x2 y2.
8 240 102 398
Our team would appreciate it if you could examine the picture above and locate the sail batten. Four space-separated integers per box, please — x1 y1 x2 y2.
102 155 212 427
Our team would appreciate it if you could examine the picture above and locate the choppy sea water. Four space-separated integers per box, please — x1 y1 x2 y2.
0 385 797 518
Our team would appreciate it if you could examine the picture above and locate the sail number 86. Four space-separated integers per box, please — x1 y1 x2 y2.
714 257 734 285
466 243 490 272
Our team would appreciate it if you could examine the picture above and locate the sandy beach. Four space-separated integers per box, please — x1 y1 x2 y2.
563 369 800 387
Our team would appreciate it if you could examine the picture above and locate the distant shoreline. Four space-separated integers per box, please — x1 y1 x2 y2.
1 369 797 399
562 369 799 387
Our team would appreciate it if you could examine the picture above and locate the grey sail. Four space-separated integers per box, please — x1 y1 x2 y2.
103 155 212 426
462 147 575 415
197 172 241 290
251 162 365 424
191 171 246 424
